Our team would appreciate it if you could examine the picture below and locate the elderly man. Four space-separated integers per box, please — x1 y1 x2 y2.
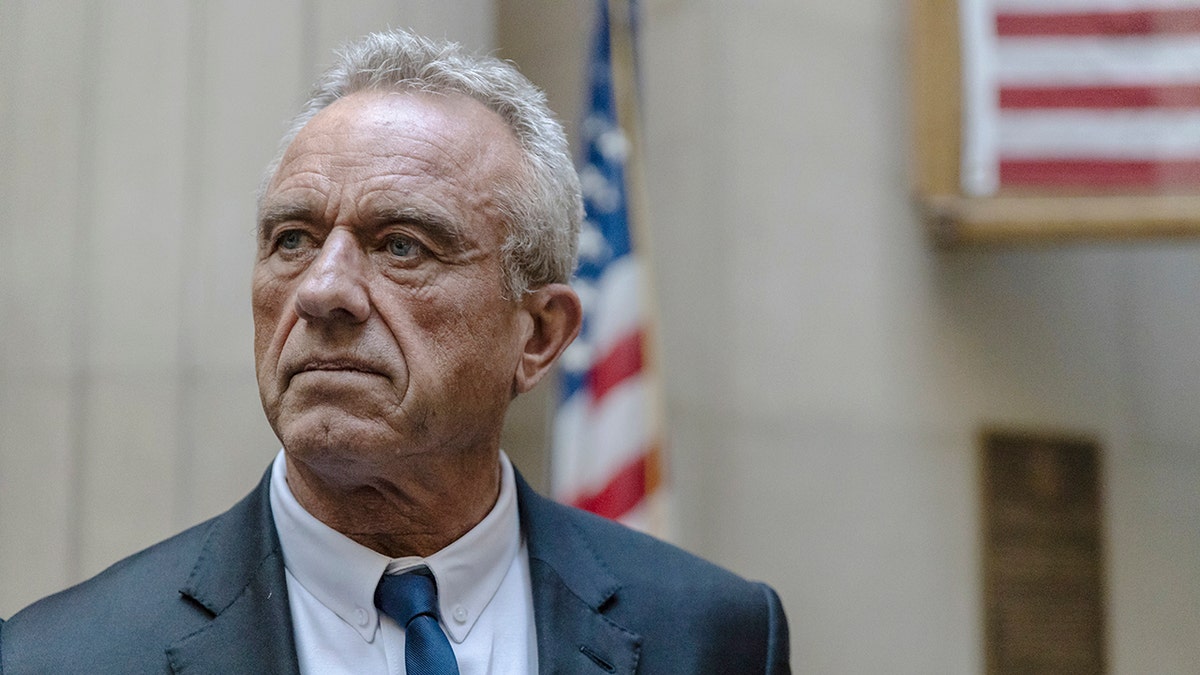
0 29 788 674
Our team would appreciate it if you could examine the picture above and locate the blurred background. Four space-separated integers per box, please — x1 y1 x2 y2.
1 1 1198 672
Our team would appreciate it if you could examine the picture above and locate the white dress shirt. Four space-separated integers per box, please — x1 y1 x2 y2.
269 450 538 674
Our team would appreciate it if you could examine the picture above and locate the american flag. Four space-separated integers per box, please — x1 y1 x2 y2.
551 0 668 533
961 0 1200 195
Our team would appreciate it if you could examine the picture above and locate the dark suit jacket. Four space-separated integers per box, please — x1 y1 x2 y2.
0 467 789 673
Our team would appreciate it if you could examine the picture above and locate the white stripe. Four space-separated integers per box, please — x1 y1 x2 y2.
587 255 643 352
551 377 649 500
996 37 1200 86
550 394 588 499
997 109 1200 157
995 0 1200 13
616 502 649 531
582 378 648 484
962 0 1002 195
562 256 643 376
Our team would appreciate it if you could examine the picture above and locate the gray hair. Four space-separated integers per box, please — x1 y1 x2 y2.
260 29 581 297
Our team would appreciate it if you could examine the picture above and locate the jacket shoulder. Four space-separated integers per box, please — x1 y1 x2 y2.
519 476 763 599
2 517 216 673
517 477 790 673
1 471 278 674
552 499 772 608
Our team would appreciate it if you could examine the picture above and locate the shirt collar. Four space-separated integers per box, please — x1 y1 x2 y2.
269 449 522 644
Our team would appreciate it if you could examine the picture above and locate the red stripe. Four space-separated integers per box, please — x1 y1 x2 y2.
586 329 643 404
570 453 648 520
1000 158 1200 188
997 10 1200 36
1000 84 1200 109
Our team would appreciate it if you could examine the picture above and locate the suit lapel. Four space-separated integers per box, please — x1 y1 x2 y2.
166 470 300 674
516 473 642 674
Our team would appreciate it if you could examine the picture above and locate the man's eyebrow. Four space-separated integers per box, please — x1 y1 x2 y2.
257 203 318 237
256 203 473 253
373 206 471 253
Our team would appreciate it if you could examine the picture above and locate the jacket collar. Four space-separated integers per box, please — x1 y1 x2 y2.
515 471 643 674
166 469 300 674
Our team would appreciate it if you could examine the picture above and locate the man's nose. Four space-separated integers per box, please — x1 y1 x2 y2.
294 229 371 324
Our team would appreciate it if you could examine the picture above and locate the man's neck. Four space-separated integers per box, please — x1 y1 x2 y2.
283 450 502 558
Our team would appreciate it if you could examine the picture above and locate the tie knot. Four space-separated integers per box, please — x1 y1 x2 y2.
376 572 441 627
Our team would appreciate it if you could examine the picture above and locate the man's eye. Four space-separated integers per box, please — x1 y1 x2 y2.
277 230 305 250
386 235 420 258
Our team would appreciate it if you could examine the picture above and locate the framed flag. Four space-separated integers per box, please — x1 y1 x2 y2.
912 0 1200 243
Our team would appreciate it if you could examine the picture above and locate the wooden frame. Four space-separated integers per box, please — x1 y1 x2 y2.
910 0 1200 244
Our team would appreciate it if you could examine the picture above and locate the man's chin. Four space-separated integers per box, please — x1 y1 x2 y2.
276 411 399 462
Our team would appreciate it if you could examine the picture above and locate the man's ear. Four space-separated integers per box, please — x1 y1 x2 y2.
514 283 582 394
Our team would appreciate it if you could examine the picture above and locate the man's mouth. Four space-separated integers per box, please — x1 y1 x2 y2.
288 359 386 381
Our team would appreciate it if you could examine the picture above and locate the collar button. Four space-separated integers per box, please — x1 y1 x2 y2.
452 605 468 624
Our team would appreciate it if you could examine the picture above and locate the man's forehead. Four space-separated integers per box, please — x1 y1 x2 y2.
300 89 514 154
264 89 522 197
258 89 522 248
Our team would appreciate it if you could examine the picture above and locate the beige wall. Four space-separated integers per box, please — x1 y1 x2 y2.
3 1 1200 673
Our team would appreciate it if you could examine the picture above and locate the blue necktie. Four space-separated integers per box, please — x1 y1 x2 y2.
375 572 460 675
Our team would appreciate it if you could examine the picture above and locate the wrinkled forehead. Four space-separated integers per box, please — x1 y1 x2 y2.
266 88 525 197
257 89 528 258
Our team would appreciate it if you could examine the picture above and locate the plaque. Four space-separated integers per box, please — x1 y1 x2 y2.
981 430 1108 674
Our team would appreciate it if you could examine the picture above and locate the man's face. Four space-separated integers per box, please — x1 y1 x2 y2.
253 89 529 483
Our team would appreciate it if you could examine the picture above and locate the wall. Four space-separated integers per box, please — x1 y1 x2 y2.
0 0 491 616
497 1 1200 673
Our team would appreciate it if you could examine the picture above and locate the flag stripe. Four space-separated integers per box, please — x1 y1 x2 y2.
997 109 1200 157
999 158 1200 186
995 37 1200 86
1000 84 1200 108
995 0 1200 12
587 329 643 405
558 256 642 404
553 378 651 507
570 451 650 520
997 9 1200 36
585 255 642 356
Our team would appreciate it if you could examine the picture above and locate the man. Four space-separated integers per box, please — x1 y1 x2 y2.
0 29 788 674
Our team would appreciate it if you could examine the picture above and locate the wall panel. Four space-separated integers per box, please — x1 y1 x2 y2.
175 0 308 528
0 1 93 611
70 0 191 580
